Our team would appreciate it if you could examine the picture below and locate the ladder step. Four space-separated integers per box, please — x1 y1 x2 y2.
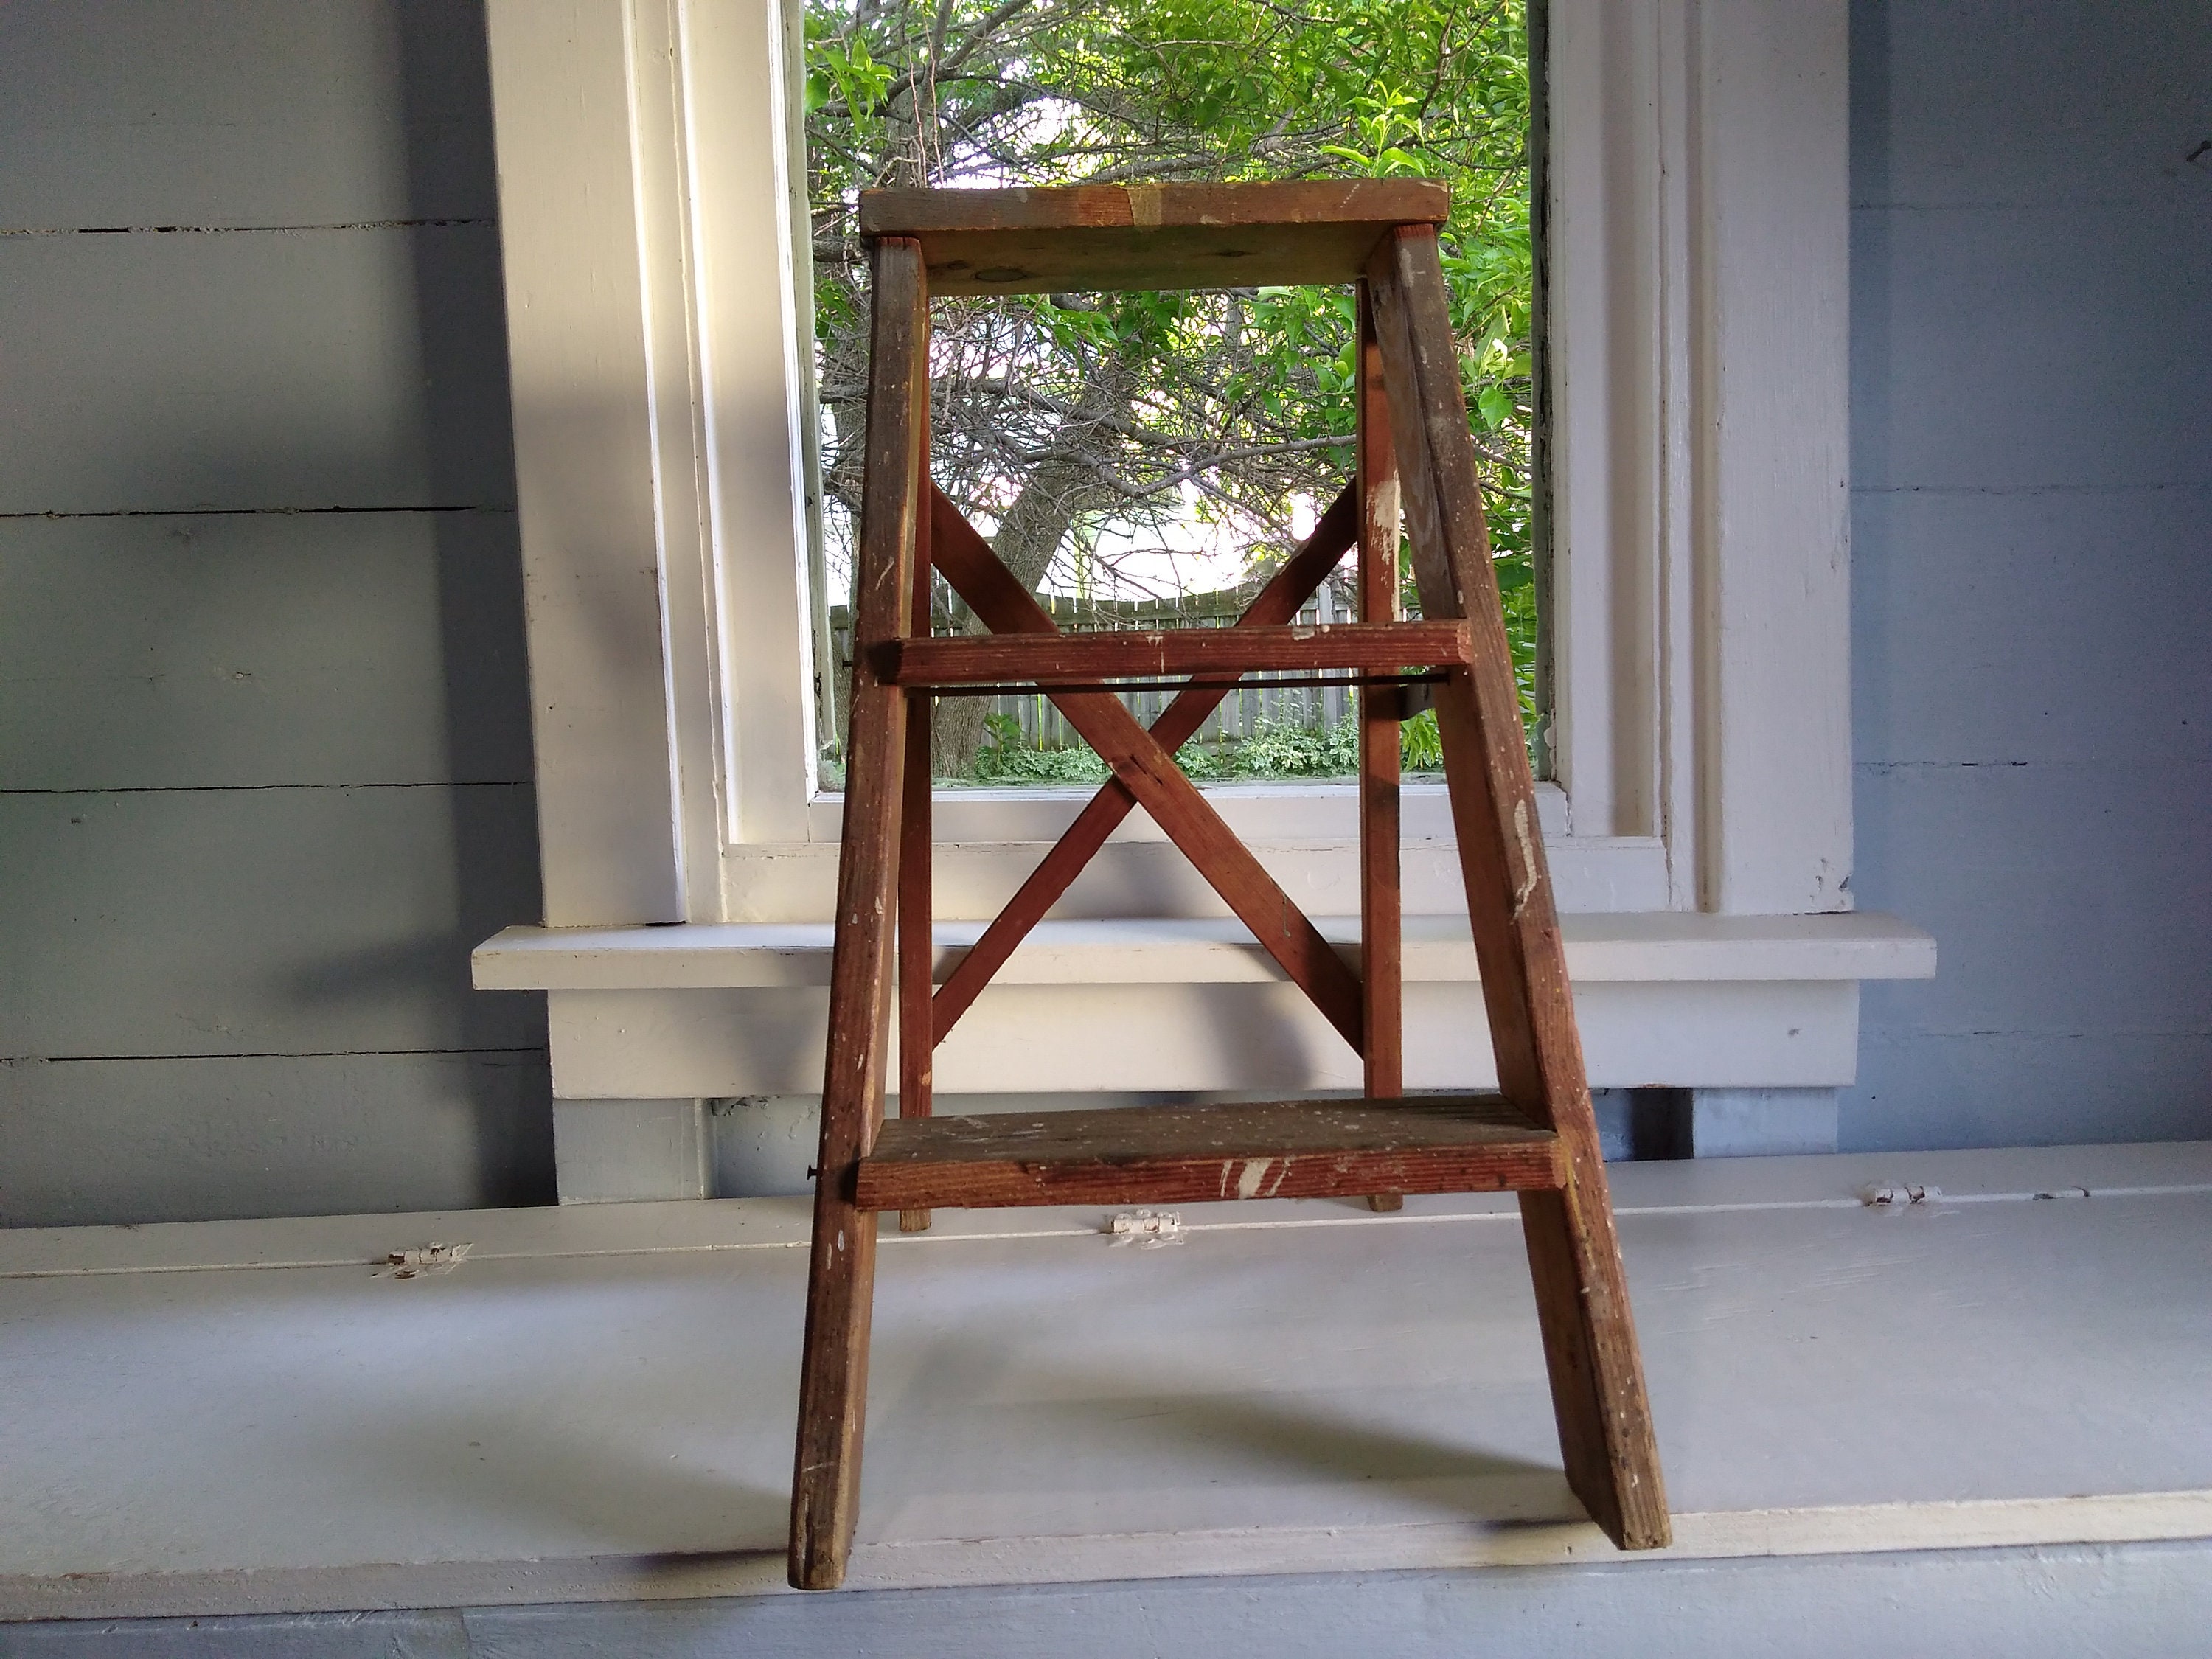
855 1095 1560 1211
880 620 1471 687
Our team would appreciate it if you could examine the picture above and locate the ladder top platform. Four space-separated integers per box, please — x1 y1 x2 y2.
858 180 1450 296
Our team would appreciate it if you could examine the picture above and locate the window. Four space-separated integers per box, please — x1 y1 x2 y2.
478 0 1924 1109
798 0 1540 790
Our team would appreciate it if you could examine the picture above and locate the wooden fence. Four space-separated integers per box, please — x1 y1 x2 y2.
828 581 1357 753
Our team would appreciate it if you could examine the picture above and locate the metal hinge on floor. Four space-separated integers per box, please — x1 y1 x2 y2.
1107 1210 1186 1248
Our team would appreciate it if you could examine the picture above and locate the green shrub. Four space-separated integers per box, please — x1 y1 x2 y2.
957 710 1451 785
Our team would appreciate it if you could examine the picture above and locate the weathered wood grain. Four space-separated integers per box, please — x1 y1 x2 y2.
1369 224 1669 1551
926 506 1366 1054
790 237 927 1593
792 196 1666 1593
925 487 1358 1042
881 619 1468 686
855 1095 1559 1211
898 518 933 1239
863 181 1449 237
1357 283 1408 1214
897 430 936 1235
861 181 1450 295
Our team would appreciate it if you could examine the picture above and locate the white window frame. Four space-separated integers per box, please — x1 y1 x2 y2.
477 0 1929 1112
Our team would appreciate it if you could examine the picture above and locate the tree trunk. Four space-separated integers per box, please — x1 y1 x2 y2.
931 365 1133 777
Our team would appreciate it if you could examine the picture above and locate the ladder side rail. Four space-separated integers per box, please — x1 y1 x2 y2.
1368 223 1669 1550
790 236 930 1590
897 383 935 1235
1357 282 1408 1214
1356 282 1407 1099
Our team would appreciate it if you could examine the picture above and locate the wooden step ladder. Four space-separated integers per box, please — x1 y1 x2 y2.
790 181 1669 1589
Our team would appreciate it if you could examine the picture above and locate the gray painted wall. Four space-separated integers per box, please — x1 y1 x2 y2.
1842 0 2212 1150
0 1 552 1225
4 0 2205 1230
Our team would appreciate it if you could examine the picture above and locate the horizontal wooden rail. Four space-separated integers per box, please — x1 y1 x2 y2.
854 1095 1562 1211
920 671 1447 699
879 620 1471 686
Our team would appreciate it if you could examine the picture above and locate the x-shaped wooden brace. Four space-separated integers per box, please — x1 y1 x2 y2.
921 482 1368 1054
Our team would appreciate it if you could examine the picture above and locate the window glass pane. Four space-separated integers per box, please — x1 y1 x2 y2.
804 0 1536 788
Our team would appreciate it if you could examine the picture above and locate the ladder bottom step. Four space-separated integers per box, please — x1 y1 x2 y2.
855 1094 1561 1211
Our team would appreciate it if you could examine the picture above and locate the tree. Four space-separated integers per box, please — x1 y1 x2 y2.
806 0 1536 775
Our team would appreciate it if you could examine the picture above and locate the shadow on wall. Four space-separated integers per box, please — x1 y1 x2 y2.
0 0 560 1227
397 0 550 1206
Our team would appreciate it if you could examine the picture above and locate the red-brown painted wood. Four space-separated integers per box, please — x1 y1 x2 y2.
1357 282 1408 1214
861 181 1449 296
855 1095 1559 1211
1368 224 1669 1551
793 191 1669 1596
896 448 936 1234
880 619 1468 686
789 237 926 1593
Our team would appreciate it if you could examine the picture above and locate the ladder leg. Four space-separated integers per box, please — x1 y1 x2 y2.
897 703 933 1234
1368 224 1669 1548
790 237 928 1591
899 368 936 1237
1517 1182 1666 1543
1357 283 1405 1216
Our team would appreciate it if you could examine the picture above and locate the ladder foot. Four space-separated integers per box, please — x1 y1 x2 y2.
1367 1192 1405 1212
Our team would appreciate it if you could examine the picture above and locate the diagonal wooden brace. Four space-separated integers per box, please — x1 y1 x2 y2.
928 483 1360 1040
928 498 1366 1054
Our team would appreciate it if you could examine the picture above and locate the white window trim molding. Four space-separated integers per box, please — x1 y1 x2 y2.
477 0 1926 1106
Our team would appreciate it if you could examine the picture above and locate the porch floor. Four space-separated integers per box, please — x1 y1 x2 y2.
4 1142 2211 1619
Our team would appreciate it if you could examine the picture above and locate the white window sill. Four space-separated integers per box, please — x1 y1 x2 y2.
476 914 1932 1099
476 910 1934 992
